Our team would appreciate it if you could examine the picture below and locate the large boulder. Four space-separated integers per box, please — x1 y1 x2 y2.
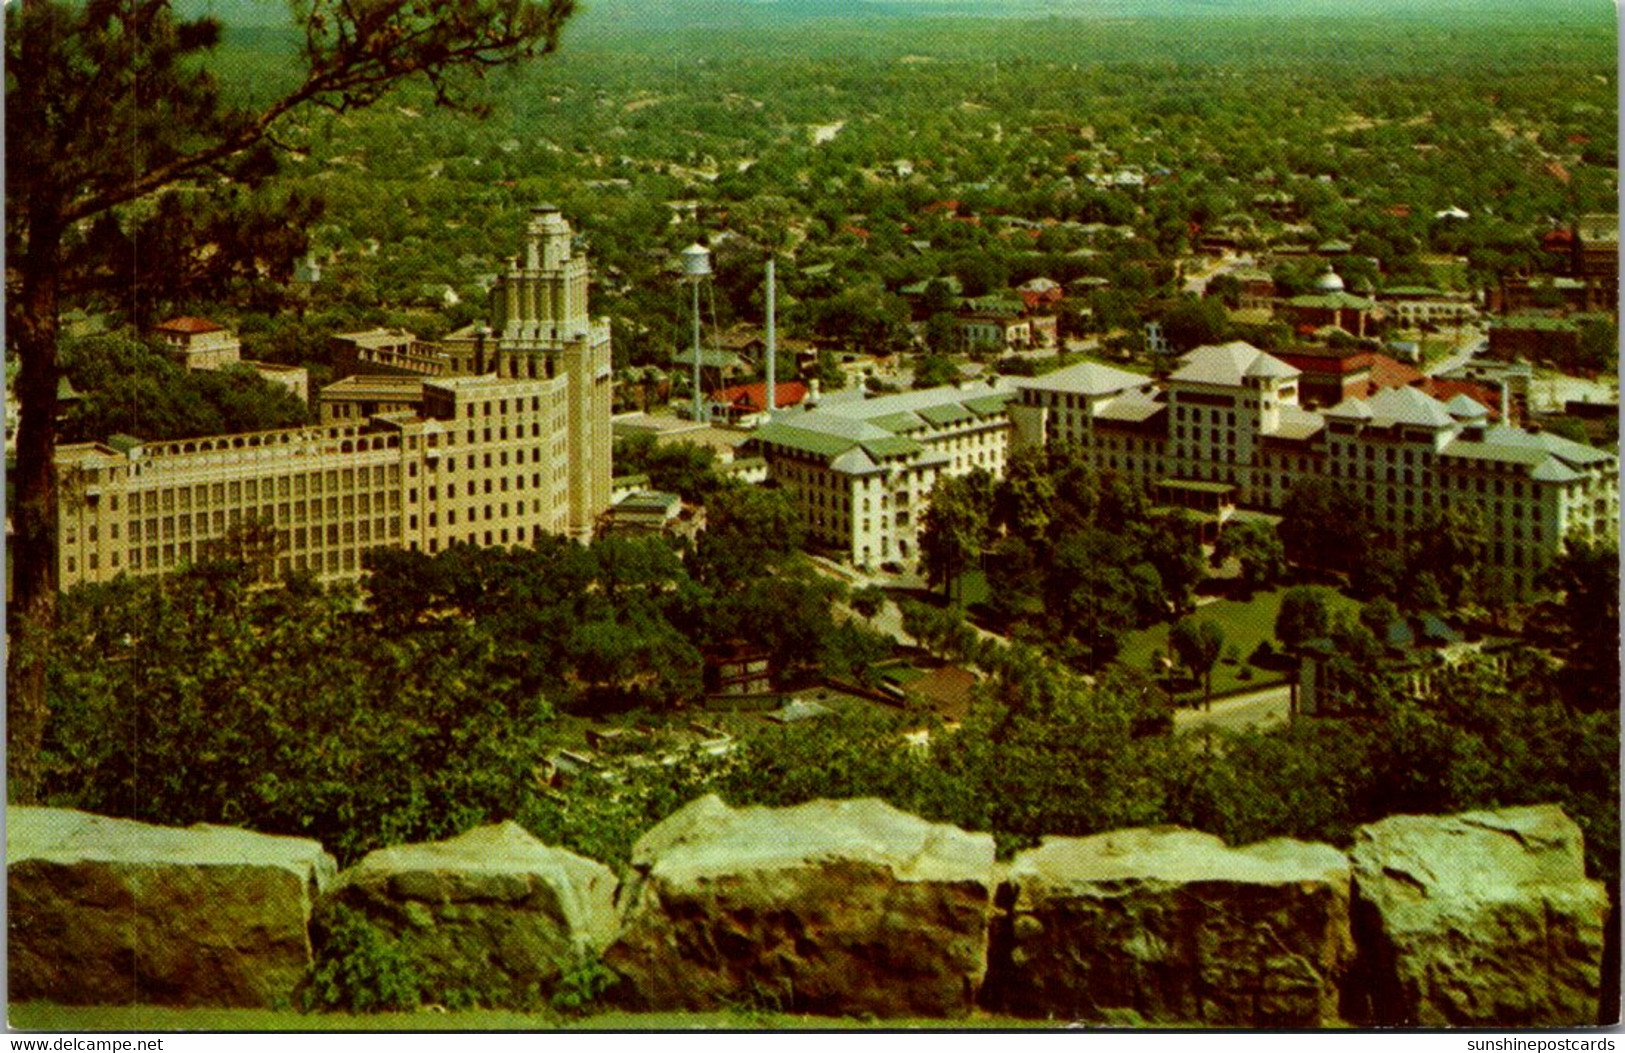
996 827 1353 1026
318 821 618 1008
606 795 998 1017
8 807 335 1007
1347 804 1608 1027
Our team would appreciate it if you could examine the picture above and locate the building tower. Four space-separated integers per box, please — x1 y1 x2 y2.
493 205 593 353
481 205 614 540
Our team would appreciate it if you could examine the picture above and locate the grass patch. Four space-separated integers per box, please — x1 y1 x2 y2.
1116 586 1360 704
9 1003 1056 1032
1046 350 1154 377
877 664 926 686
949 569 990 608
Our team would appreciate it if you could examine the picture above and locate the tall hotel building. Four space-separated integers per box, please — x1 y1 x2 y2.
54 207 613 588
1009 342 1617 598
746 381 1016 570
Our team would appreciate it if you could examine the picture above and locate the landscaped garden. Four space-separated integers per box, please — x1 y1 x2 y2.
1116 586 1362 705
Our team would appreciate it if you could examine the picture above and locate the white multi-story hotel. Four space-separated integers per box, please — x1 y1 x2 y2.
53 207 614 588
746 382 1016 570
1009 342 1616 597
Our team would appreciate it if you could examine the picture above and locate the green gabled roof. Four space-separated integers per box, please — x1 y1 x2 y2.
1530 459 1584 484
1159 478 1236 494
1440 442 1548 467
1491 315 1578 332
1382 285 1446 297
858 436 924 459
108 434 144 454
963 392 1016 416
1288 292 1375 310
963 296 1025 316
868 411 923 434
751 422 859 459
916 402 976 426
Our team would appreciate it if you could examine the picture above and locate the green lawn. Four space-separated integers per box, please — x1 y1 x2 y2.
877 663 926 685
951 568 991 608
1047 350 1154 377
1117 586 1360 704
9 1003 1055 1032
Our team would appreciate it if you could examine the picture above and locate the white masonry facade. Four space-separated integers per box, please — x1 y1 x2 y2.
54 207 614 588
1008 342 1617 597
746 382 1015 570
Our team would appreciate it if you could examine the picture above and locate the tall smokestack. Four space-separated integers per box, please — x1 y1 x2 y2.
765 257 776 421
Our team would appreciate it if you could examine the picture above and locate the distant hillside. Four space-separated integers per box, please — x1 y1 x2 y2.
176 0 1615 31
575 0 1613 21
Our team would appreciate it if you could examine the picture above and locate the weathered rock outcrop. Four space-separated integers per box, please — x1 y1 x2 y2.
8 807 334 1007
318 821 618 1007
606 795 998 1017
1347 804 1607 1027
996 827 1353 1026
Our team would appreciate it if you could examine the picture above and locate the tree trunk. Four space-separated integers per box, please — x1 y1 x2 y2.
7 206 64 804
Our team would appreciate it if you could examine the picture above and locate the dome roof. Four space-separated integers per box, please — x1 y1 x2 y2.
1315 267 1346 292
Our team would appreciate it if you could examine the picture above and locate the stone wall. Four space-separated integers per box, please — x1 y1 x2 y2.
6 802 1610 1025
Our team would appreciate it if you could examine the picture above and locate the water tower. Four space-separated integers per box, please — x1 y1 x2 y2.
681 243 712 421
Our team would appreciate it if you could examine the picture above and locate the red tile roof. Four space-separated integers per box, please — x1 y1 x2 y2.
1278 350 1379 376
153 316 223 335
708 380 810 414
1366 354 1424 391
1418 378 1503 421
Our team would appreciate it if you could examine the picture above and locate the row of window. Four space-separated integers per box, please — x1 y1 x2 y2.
124 466 402 513
457 395 549 418
408 499 545 531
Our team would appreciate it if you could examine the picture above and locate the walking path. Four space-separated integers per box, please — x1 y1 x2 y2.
1171 683 1291 734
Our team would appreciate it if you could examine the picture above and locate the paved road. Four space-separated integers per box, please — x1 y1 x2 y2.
1171 683 1292 735
1421 328 1488 378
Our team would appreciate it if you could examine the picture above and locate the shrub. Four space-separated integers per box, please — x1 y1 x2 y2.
302 905 423 1014
549 959 620 1016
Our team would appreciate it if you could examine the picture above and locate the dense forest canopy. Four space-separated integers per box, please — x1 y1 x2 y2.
133 0 1614 380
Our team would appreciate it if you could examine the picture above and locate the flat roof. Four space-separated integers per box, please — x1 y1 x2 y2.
320 375 425 396
1158 479 1236 494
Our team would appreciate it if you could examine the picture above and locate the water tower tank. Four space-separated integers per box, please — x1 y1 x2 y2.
681 243 712 278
